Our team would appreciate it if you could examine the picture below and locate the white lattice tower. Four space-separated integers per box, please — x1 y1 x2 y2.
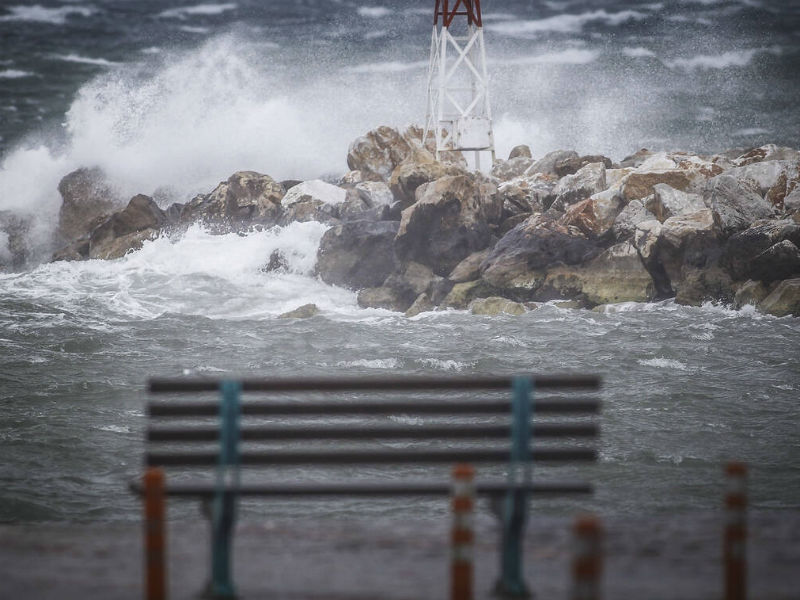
424 0 496 169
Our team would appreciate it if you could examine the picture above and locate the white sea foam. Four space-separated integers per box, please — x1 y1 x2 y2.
0 4 96 25
52 54 119 67
343 60 427 74
336 358 400 369
0 69 34 79
357 7 392 18
664 48 780 71
179 26 211 34
500 49 600 66
486 10 647 37
158 3 237 20
733 127 770 136
638 358 690 371
418 358 472 372
622 47 656 58
0 224 358 321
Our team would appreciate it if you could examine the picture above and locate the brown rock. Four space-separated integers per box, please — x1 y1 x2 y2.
57 167 122 243
621 170 692 202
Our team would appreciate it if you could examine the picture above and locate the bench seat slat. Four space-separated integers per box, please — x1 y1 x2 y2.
147 423 599 442
130 480 594 497
147 447 597 466
148 398 601 417
149 375 601 394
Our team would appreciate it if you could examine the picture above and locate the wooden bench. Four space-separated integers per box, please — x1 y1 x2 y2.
133 374 601 599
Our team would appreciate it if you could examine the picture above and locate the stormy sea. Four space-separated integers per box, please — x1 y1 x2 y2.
1 0 799 529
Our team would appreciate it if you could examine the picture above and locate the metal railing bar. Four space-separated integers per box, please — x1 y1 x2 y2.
129 480 593 497
148 375 601 394
146 423 599 442
147 398 601 417
146 447 598 467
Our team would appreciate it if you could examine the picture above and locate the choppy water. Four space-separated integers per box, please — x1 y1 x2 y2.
1 228 798 522
1 0 799 523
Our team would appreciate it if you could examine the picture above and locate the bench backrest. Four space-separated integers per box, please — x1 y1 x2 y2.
145 374 601 494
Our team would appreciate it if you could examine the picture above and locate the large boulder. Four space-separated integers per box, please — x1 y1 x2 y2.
394 175 493 276
646 184 705 222
749 240 800 283
0 211 31 270
550 162 606 210
621 169 692 203
88 195 167 260
731 145 800 167
706 175 775 238
57 167 122 243
480 217 601 297
315 220 400 289
508 145 532 160
180 171 285 231
612 199 657 242
560 190 624 238
759 278 800 317
539 242 655 305
721 219 800 280
440 279 498 309
469 296 527 316
381 261 452 309
347 126 415 182
554 154 612 178
339 182 395 222
280 180 345 225
388 148 460 207
491 157 534 181
525 150 579 176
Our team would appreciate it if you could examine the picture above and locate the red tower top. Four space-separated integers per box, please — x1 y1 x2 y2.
434 0 483 28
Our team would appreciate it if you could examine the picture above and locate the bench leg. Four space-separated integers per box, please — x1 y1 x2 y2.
493 490 530 598
204 493 237 599
144 468 167 600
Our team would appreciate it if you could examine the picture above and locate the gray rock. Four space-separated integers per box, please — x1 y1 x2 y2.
315 220 400 289
647 184 705 222
0 211 31 269
480 217 601 297
554 154 612 178
550 162 607 210
347 126 415 182
395 175 493 277
759 278 800 317
388 148 460 207
279 304 319 319
88 195 167 260
706 175 775 238
405 293 436 317
619 148 654 169
723 161 797 197
612 199 657 242
491 157 534 181
57 167 122 243
449 249 492 283
440 280 498 309
525 150 579 176
749 240 800 283
733 280 770 309
539 242 655 306
469 296 527 316
357 286 412 312
785 187 800 214
721 220 800 280
508 145 532 160
382 262 449 310
180 171 285 231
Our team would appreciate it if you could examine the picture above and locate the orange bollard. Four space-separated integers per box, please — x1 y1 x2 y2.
724 462 747 600
451 463 475 600
144 467 167 600
572 515 602 600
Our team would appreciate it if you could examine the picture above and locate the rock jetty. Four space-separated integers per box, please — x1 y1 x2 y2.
4 126 799 317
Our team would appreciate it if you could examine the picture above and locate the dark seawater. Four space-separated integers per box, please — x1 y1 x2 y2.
1 1 799 523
